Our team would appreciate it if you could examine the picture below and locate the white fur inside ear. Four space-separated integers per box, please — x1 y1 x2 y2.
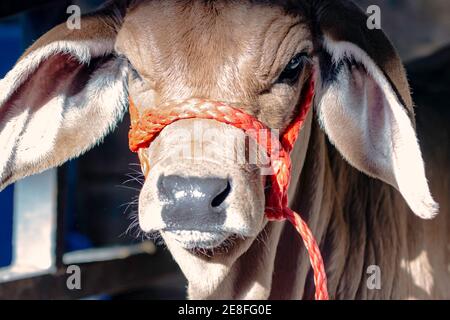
0 39 112 108
317 38 438 219
0 39 128 190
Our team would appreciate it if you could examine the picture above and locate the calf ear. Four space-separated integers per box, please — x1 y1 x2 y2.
312 0 438 219
0 10 128 190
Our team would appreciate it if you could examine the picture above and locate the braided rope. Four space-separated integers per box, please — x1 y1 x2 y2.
286 209 329 300
128 79 329 300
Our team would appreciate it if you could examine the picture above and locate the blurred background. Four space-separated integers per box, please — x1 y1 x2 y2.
0 0 448 299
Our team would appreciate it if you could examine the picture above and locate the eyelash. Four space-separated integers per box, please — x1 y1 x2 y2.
276 52 310 85
119 54 142 80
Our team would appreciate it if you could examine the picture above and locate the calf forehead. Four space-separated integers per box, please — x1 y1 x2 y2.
117 0 310 102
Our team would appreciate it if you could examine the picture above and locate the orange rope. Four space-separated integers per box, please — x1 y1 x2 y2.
128 79 329 300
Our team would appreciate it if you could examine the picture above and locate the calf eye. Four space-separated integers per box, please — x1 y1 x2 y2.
277 52 308 84
120 54 142 80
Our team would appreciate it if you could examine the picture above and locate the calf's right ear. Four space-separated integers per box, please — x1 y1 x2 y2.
0 10 129 190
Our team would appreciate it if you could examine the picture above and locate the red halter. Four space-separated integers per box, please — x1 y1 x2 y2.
128 79 329 300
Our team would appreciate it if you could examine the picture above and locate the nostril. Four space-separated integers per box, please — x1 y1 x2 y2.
211 180 231 208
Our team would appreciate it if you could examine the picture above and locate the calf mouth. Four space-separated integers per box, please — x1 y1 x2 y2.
162 229 244 256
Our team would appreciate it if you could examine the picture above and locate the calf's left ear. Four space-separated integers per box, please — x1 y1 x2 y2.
312 0 438 219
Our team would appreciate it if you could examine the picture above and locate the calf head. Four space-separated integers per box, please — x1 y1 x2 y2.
0 0 438 298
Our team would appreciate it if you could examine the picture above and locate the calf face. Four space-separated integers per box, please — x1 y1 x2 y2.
0 0 438 294
119 1 315 253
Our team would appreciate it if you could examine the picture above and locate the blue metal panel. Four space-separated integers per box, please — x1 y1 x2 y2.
0 22 22 267
0 186 14 267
